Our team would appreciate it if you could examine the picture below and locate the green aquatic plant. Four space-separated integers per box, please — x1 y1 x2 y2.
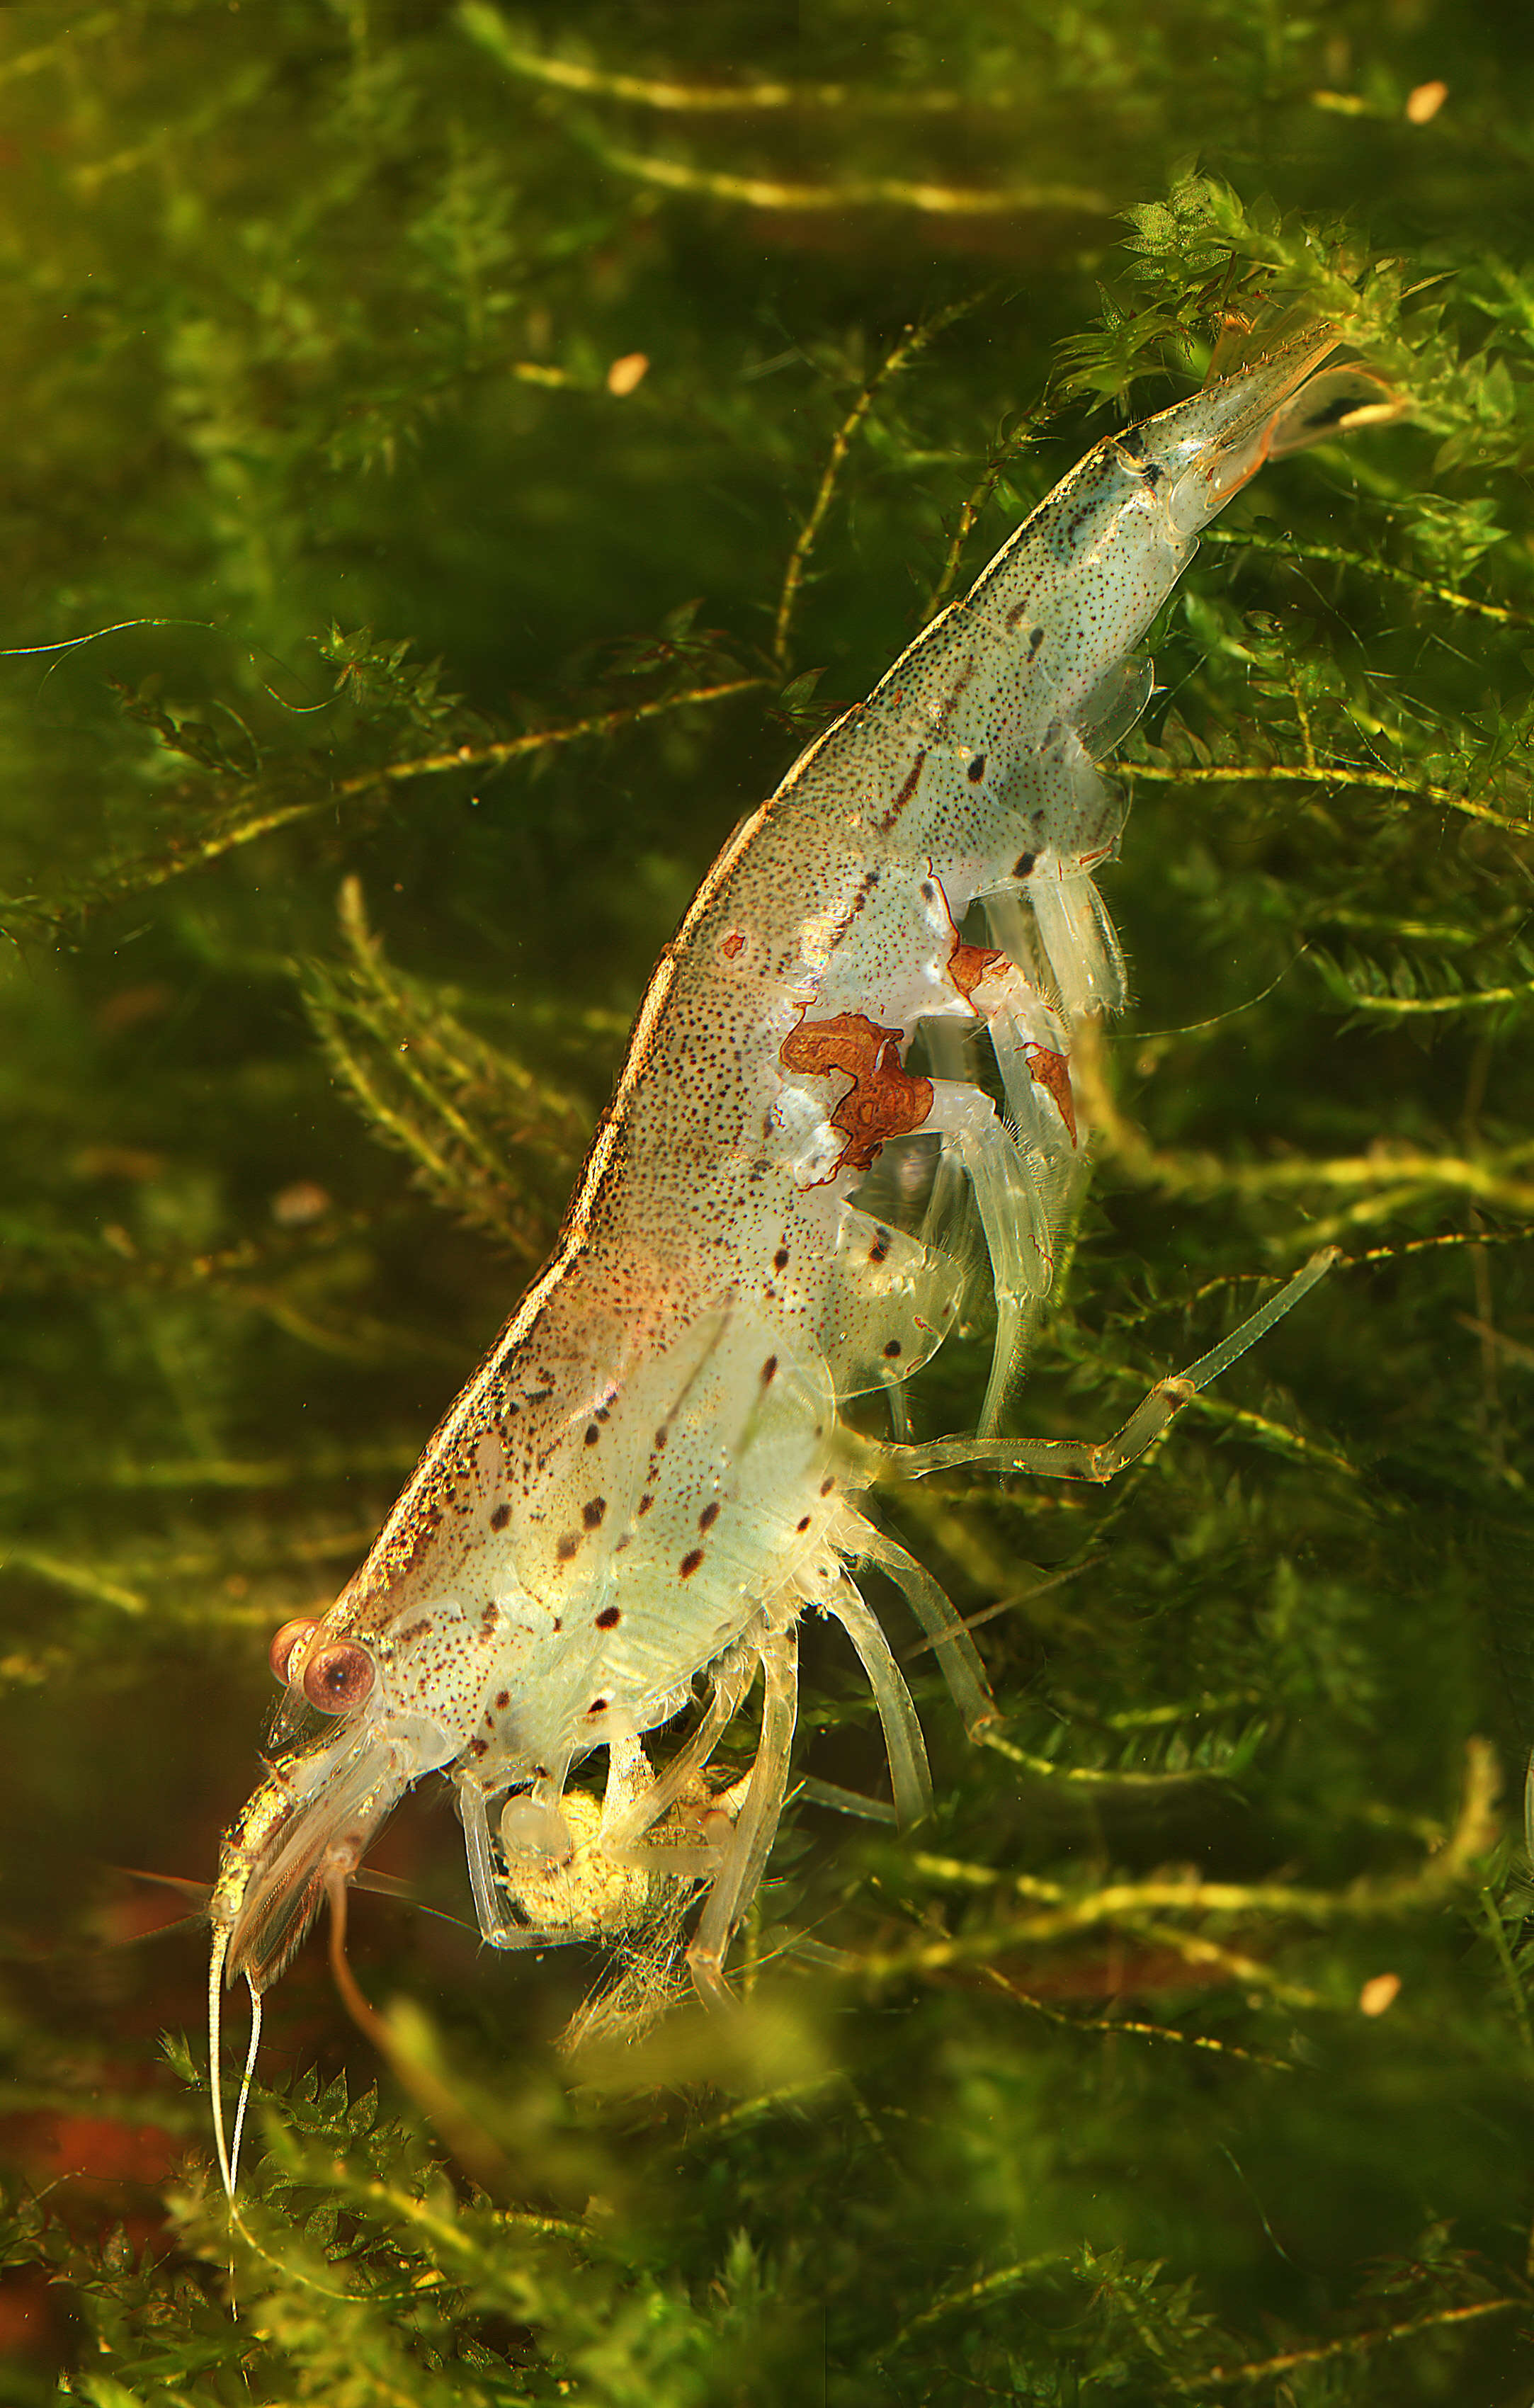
1 4 1533 2402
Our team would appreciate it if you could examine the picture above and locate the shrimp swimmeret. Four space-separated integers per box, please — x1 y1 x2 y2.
208 326 1398 2184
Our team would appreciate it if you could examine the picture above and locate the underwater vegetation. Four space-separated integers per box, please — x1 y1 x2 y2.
1 2 1533 2401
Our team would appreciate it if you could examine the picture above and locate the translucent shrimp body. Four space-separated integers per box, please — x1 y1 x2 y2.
209 329 1394 2181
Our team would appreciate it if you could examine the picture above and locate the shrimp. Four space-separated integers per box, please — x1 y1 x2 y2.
208 325 1397 2186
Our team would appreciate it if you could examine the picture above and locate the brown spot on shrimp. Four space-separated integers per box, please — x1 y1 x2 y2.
779 1010 934 1176
596 1606 620 1629
583 1497 607 1529
489 1501 511 1533
947 935 1007 1005
874 749 927 836
836 868 879 942
722 930 745 959
938 660 977 728
1025 1043 1078 1145
556 1532 581 1562
699 1501 720 1530
679 1549 704 1579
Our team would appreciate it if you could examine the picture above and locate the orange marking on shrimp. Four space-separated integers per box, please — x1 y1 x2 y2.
780 1011 934 1175
1024 1044 1077 1146
947 936 1007 1005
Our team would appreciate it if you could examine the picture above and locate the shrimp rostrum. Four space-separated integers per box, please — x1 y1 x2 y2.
209 326 1396 2181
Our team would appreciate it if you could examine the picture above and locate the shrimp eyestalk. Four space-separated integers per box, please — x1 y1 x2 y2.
208 324 1400 2188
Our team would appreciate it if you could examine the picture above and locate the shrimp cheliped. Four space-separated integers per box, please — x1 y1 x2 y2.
209 326 1397 2187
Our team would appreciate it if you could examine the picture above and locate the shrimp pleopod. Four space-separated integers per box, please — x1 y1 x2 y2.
208 326 1397 2188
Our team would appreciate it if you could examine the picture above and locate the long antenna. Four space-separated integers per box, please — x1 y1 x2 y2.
229 1977 263 2196
208 1924 235 2200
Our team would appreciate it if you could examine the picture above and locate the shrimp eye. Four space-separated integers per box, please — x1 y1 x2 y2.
302 1642 375 1715
268 1616 319 1686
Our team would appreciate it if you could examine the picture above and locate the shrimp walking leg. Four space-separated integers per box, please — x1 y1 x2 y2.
880 1363 914 1444
602 1652 759 1855
817 1571 932 1828
687 1624 799 2006
457 1782 574 1952
851 1518 997 1737
885 1250 1339 1486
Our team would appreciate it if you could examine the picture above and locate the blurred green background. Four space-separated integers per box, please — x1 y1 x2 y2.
1 3 1533 2400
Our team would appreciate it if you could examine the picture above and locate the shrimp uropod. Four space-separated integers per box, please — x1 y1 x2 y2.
208 324 1399 2188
